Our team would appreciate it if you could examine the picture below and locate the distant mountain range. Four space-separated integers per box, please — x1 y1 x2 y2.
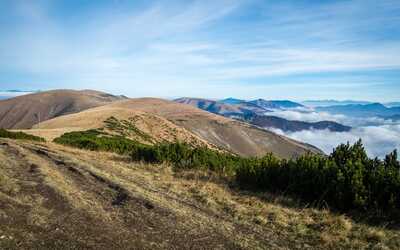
175 97 351 132
316 103 400 118
304 99 400 109
219 98 245 105
383 102 400 108
248 115 351 132
303 100 371 107
248 99 304 109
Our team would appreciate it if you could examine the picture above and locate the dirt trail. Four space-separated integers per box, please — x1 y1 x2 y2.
2 139 398 249
0 139 286 249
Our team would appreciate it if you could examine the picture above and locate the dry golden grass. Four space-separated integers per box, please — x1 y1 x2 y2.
1 138 399 249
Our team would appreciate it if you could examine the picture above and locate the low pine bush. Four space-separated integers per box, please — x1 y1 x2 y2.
54 130 400 213
236 140 400 211
0 129 45 142
53 129 145 155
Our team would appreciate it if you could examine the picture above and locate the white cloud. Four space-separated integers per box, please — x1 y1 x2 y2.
268 109 400 127
0 91 32 97
1 0 400 99
268 110 345 123
265 106 400 158
270 125 400 158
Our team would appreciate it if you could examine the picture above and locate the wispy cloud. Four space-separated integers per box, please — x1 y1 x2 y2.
0 0 399 99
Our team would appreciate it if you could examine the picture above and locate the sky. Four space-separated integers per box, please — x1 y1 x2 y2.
0 0 400 101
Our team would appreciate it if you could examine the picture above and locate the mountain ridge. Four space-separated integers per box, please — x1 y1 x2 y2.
175 97 351 132
0 89 126 129
316 103 400 117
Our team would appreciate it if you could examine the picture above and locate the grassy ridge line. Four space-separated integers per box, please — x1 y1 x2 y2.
0 128 45 142
53 130 400 214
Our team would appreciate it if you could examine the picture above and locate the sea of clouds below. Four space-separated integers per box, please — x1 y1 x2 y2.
267 109 400 158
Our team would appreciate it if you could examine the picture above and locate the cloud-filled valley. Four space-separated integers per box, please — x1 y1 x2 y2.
269 109 399 127
268 109 400 158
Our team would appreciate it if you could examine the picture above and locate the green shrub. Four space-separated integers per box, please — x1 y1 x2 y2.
131 142 239 174
53 129 146 155
236 140 400 212
54 130 400 213
0 129 45 142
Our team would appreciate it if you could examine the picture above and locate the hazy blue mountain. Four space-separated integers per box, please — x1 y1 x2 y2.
175 97 268 117
249 99 304 109
219 97 246 105
384 102 400 108
175 97 350 132
248 115 351 132
303 100 371 107
316 103 400 117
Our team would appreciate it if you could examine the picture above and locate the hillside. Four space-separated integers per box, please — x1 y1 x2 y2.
25 106 217 150
175 97 351 133
175 97 267 116
0 90 125 129
1 137 399 249
31 98 321 158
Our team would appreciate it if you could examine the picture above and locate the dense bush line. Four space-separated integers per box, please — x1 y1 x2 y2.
53 130 146 155
53 129 239 174
54 130 400 212
131 142 240 174
236 140 400 211
0 129 45 142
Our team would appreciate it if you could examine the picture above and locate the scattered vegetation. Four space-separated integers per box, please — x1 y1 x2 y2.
54 130 400 215
0 128 45 142
53 129 238 174
236 140 400 213
104 116 153 142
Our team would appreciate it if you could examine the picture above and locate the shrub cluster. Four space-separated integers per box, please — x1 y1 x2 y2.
131 142 239 174
54 129 239 174
236 140 400 211
53 129 145 155
0 128 45 142
54 130 400 212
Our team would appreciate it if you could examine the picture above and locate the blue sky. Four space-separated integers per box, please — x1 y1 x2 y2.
0 0 399 101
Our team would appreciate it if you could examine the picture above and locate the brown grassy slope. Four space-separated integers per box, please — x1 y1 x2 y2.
0 138 398 249
0 89 125 129
25 106 218 149
175 97 246 114
108 98 322 158
32 98 321 158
